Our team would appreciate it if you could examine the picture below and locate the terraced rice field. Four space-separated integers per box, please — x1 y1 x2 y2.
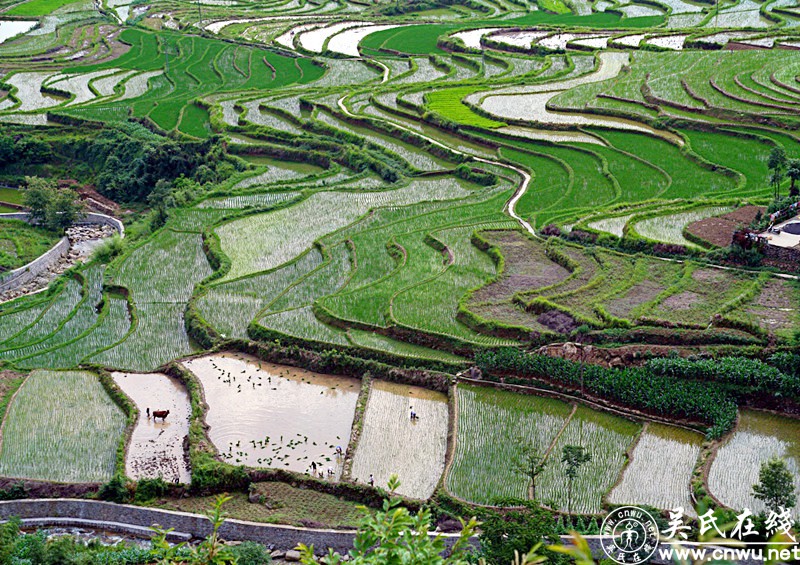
608 423 703 515
708 410 800 517
350 380 448 499
447 385 575 505
112 372 192 484
449 385 646 511
183 353 359 478
0 370 125 483
1 0 799 519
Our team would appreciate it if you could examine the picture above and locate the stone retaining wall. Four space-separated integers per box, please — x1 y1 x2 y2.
0 237 70 294
77 213 125 236
764 243 800 263
0 499 358 551
0 498 474 553
0 212 124 237
0 212 124 294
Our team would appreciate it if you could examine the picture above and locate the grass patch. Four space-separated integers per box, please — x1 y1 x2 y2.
149 484 368 528
0 220 62 272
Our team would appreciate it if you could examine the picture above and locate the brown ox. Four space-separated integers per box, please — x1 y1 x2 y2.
152 410 169 421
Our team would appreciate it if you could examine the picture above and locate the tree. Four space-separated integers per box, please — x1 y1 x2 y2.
23 176 53 225
512 444 548 501
148 178 175 230
768 147 788 198
297 475 479 565
23 177 85 232
753 457 797 514
787 159 800 197
45 187 84 231
0 136 15 166
561 445 592 519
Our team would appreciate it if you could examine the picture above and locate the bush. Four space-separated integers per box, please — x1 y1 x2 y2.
652 243 688 255
645 356 799 397
229 541 273 565
541 224 562 237
479 500 564 565
565 230 597 245
475 348 738 438
134 477 171 502
0 482 27 501
92 234 126 262
98 474 130 503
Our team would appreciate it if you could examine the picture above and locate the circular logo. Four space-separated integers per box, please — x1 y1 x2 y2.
601 506 660 564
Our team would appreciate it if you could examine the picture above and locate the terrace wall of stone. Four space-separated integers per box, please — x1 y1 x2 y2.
764 244 800 263
0 236 70 293
0 498 471 552
0 212 124 293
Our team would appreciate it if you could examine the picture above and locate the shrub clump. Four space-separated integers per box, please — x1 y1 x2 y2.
475 347 738 438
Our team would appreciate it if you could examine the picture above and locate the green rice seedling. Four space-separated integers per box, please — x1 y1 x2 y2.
0 370 125 482
632 206 734 247
19 294 131 369
113 229 211 303
199 249 324 339
426 87 506 129
90 302 194 371
392 223 521 346
7 0 78 16
316 111 452 171
594 129 738 199
257 306 350 346
346 330 466 364
708 410 800 517
217 179 478 282
0 266 104 362
608 423 703 514
0 291 62 345
447 385 574 505
538 405 641 514
351 381 449 499
0 277 83 349
197 192 300 210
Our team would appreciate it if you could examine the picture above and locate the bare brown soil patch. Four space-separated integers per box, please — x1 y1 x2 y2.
0 370 24 404
753 279 795 309
661 291 702 310
691 268 728 283
606 280 665 318
744 279 797 331
469 302 550 332
685 205 765 248
470 231 569 303
537 310 579 333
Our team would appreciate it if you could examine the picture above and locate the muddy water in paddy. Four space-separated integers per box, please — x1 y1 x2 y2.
183 353 359 479
350 380 448 499
112 372 191 484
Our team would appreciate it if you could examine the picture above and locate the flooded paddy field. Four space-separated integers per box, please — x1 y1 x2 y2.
112 372 192 484
182 353 359 479
350 380 448 499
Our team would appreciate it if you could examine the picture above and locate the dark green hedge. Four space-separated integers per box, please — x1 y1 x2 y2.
646 356 800 397
475 347 737 438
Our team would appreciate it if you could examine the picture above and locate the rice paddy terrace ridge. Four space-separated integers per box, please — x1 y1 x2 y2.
0 0 799 555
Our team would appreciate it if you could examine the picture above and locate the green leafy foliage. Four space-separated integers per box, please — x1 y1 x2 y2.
476 348 738 438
